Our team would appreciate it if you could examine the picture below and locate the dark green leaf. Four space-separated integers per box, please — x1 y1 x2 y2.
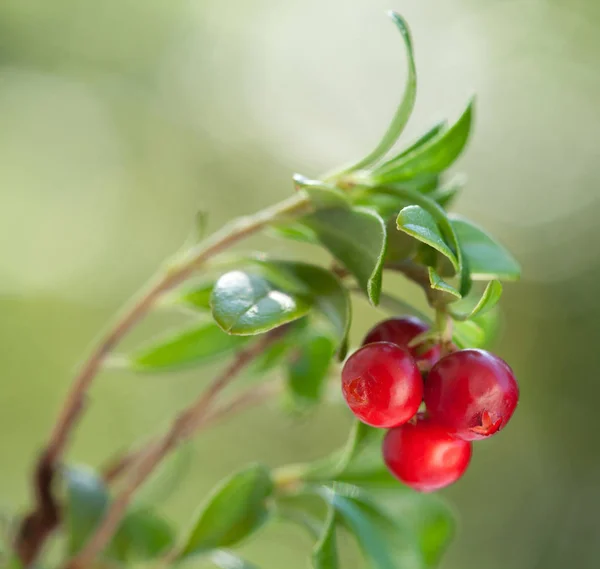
129 322 247 372
111 508 175 562
294 174 351 208
374 98 474 182
64 466 109 555
302 207 387 305
428 267 461 299
211 271 312 335
287 332 336 409
450 216 521 281
450 280 502 321
179 463 274 558
396 205 458 271
210 550 260 569
253 261 351 352
385 217 418 263
312 505 338 569
453 307 500 349
343 11 416 171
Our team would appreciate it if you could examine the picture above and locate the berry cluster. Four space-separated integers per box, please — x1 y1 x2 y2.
341 317 519 492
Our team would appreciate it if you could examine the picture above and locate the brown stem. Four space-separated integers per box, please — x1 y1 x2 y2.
103 381 280 485
15 193 310 566
65 330 284 569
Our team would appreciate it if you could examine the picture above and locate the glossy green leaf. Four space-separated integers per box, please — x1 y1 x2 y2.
450 280 502 321
312 505 338 569
428 267 461 299
129 322 247 371
179 463 274 558
450 216 521 281
397 205 458 270
374 98 474 182
112 508 175 562
343 11 416 171
211 271 312 335
211 550 260 569
453 307 500 349
254 261 351 352
302 207 387 305
294 174 351 208
287 332 336 408
64 466 109 555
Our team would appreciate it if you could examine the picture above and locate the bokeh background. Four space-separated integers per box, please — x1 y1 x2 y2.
2 0 600 568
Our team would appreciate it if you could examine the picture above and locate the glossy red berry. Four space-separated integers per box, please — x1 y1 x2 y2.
424 349 519 441
383 414 472 492
341 342 423 428
363 317 441 367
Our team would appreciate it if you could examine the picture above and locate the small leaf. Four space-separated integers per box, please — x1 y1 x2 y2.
453 307 500 349
177 281 214 311
64 466 109 555
179 463 274 558
374 97 475 182
397 205 458 271
312 505 338 569
301 207 387 305
269 223 319 244
395 121 447 161
450 216 521 281
254 261 351 352
428 267 461 299
111 509 175 562
294 174 351 208
450 280 502 321
342 11 417 171
287 332 336 409
129 322 247 372
211 550 260 569
211 271 312 335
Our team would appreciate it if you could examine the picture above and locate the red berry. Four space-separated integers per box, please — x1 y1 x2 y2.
383 414 472 492
424 349 519 441
341 342 423 428
363 317 441 367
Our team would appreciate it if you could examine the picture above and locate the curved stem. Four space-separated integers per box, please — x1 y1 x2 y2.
16 192 310 566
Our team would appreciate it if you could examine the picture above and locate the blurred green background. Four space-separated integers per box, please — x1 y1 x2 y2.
2 0 600 568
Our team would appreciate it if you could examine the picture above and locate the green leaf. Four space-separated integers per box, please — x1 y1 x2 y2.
269 223 319 244
374 97 474 182
287 331 336 409
111 508 175 562
211 550 260 569
211 271 312 335
318 488 398 569
450 280 502 321
428 267 461 299
301 207 387 305
294 174 351 208
395 121 447 161
428 175 465 208
342 11 416 171
177 281 214 311
129 322 247 371
450 216 521 281
254 261 351 352
312 505 338 569
179 463 274 558
64 466 109 555
453 307 500 349
416 500 455 568
396 205 458 271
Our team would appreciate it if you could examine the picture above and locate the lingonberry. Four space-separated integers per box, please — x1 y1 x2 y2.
383 414 472 492
341 342 423 428
363 316 441 368
424 348 519 441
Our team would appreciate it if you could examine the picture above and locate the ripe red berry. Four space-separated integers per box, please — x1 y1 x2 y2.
341 342 423 428
363 317 441 367
383 414 472 492
424 349 519 441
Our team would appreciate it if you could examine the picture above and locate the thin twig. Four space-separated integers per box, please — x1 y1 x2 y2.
65 330 284 569
15 193 310 565
102 381 280 485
